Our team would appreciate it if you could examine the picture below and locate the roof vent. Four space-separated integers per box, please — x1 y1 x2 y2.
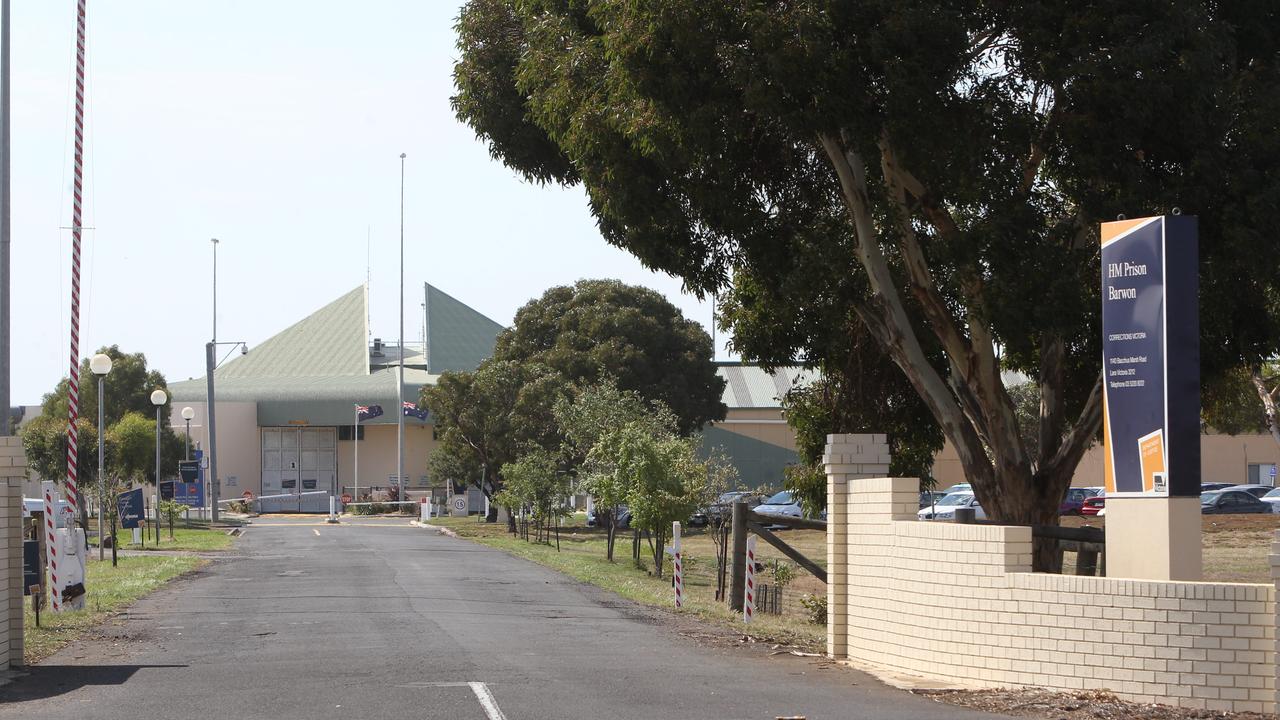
372 338 384 357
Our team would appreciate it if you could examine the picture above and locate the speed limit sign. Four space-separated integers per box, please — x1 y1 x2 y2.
450 496 468 516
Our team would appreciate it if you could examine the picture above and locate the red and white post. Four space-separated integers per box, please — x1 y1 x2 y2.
63 0 88 534
42 481 62 612
743 534 757 623
671 521 683 609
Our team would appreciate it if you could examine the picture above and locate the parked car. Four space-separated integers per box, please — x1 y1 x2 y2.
919 490 950 508
1201 482 1234 492
690 491 763 526
1226 484 1276 499
1060 487 1097 516
586 506 631 529
917 492 986 521
754 490 805 524
941 483 972 495
1261 487 1280 512
1200 490 1273 515
1081 492 1106 516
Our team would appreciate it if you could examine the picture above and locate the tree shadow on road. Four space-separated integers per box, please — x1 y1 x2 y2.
2 664 188 702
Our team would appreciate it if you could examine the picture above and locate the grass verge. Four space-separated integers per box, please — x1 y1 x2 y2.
430 516 826 649
23 554 203 664
119 526 235 552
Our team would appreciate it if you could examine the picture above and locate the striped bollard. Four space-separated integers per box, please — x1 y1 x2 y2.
671 521 683 609
743 534 757 623
42 481 62 612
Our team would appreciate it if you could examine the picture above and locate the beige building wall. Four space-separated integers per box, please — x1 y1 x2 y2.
169 402 261 496
337 423 436 495
713 408 797 450
933 433 1280 489
824 435 1278 713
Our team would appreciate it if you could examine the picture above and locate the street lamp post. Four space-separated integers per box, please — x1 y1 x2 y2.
205 341 246 524
150 389 166 544
181 406 194 460
90 353 112 561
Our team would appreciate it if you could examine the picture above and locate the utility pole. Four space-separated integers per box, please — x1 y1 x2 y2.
397 153 406 504
0 0 10 437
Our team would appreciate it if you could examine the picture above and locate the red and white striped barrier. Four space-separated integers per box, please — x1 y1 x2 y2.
671 521 683 609
743 535 757 623
43 482 62 612
63 0 89 527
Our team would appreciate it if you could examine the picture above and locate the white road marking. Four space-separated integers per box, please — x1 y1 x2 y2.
313 529 320 536
468 682 508 720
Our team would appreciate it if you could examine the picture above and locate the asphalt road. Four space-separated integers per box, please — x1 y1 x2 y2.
1 517 1002 719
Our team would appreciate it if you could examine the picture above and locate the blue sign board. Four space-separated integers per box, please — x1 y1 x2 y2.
1100 215 1199 497
117 487 145 529
174 481 205 508
23 540 39 594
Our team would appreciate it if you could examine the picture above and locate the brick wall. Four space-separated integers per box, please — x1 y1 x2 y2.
0 436 28 670
824 434 1278 714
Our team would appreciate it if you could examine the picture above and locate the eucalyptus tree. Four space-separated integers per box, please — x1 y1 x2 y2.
454 1 1280 568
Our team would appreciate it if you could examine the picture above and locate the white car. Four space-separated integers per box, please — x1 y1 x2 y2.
1259 487 1280 512
917 492 986 521
755 490 804 520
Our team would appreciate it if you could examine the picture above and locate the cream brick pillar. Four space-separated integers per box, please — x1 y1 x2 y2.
0 436 28 669
1272 530 1280 711
823 433 891 659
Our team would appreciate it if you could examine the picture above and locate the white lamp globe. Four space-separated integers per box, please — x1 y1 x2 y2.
89 353 113 376
150 389 168 406
181 406 195 421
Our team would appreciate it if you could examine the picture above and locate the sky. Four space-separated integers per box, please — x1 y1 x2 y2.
8 1 728 405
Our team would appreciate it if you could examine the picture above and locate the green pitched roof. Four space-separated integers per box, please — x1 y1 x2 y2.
217 285 368 379
425 283 505 374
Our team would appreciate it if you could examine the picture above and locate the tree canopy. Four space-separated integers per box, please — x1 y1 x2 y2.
494 279 726 435
22 346 185 496
454 1 1280 566
423 359 569 520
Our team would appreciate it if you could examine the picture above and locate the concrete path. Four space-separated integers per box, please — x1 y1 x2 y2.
0 517 1004 719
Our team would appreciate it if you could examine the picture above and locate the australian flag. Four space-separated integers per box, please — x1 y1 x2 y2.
402 402 429 421
356 404 383 422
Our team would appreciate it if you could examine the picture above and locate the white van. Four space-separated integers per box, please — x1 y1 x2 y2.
23 497 75 528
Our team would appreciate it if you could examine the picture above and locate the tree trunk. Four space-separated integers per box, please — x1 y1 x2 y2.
505 505 516 533
1248 367 1280 447
652 527 666 579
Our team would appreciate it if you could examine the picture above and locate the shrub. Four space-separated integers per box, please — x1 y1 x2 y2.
799 593 827 626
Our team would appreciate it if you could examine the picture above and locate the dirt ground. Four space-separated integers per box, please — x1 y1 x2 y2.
1060 513 1280 583
920 687 1275 720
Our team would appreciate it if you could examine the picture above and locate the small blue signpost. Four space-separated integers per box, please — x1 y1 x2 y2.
117 488 145 529
176 455 205 508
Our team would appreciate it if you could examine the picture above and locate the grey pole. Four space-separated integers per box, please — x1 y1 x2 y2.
0 0 11 437
97 375 105 560
206 342 219 523
397 153 405 505
153 405 161 542
211 238 218 343
184 419 190 460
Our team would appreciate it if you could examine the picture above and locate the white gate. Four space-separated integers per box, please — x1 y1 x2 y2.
262 427 337 502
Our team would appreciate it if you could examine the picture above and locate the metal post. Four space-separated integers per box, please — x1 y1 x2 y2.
184 418 190 460
0 0 10 437
729 501 747 611
396 153 406 505
211 238 218 342
97 374 104 560
353 405 359 503
205 342 219 523
154 406 161 543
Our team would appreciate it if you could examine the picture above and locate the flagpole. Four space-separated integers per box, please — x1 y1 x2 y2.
397 153 406 505
353 405 359 503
